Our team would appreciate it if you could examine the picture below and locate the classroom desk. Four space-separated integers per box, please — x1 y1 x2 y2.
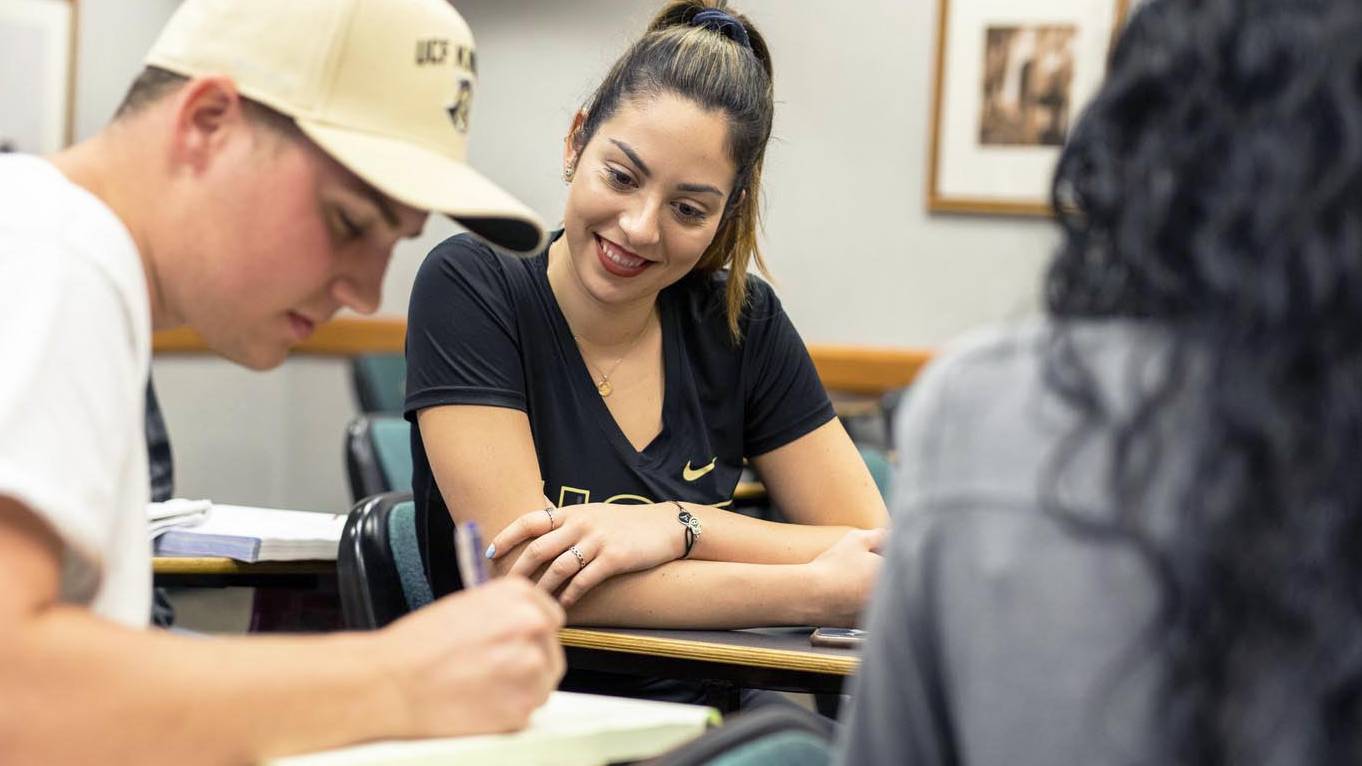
153 557 335 588
558 626 859 696
155 557 343 632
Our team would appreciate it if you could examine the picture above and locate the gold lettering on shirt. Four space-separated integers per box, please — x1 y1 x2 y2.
549 484 734 508
604 493 653 505
559 486 591 506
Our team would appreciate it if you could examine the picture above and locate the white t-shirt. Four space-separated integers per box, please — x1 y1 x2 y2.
0 154 152 626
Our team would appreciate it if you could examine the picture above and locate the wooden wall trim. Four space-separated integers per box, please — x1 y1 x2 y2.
807 344 934 396
154 318 934 394
153 316 406 357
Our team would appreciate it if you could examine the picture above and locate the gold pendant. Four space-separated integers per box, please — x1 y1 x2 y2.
596 380 613 397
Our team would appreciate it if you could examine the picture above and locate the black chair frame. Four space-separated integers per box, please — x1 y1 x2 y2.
344 416 389 504
337 490 416 630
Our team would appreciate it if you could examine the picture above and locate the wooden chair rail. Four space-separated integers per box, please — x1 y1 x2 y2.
154 317 934 395
807 344 933 396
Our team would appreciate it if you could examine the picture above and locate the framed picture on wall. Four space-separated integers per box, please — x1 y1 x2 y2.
927 0 1130 216
0 0 77 155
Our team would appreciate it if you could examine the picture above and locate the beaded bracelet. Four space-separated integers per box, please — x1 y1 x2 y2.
672 500 702 558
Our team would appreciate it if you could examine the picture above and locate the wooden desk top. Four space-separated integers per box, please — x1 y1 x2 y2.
731 481 766 502
153 557 335 576
558 626 859 677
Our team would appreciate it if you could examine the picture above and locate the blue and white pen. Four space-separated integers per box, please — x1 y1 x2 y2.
454 521 490 587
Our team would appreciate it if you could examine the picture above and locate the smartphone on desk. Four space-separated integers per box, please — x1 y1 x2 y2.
810 627 866 649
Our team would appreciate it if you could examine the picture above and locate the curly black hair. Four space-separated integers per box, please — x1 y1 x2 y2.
1044 0 1362 762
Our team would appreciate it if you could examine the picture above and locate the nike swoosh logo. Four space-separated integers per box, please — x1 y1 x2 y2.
682 458 718 481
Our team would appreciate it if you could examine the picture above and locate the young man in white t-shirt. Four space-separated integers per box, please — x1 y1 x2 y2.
0 0 565 762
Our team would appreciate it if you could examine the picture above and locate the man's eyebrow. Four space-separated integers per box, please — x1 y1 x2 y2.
609 139 652 178
677 183 724 197
354 181 401 231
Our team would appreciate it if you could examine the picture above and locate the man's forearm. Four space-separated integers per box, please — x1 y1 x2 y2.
1 607 402 765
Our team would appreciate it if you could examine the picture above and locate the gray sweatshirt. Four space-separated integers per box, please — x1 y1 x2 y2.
836 320 1197 766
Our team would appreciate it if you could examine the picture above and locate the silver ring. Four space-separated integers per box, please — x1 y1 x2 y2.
569 545 587 570
544 507 556 531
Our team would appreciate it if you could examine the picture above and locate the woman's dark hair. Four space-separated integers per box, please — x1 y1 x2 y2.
570 0 774 341
1044 0 1362 762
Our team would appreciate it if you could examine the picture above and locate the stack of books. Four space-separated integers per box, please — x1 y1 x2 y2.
150 502 347 562
146 498 211 540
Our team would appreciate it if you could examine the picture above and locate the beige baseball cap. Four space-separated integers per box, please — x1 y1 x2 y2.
146 0 545 254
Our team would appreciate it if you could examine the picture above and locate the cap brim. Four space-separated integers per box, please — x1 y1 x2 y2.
297 121 546 255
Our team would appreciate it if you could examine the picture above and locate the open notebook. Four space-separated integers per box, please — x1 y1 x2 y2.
267 691 718 766
152 504 346 562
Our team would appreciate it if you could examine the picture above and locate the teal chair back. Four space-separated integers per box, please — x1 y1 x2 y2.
704 732 829 766
386 499 432 612
351 353 407 414
344 415 413 503
373 417 413 491
338 491 433 629
644 706 832 766
857 445 893 499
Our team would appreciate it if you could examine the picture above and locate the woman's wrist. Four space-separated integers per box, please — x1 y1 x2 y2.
654 501 691 559
791 559 840 625
775 563 828 625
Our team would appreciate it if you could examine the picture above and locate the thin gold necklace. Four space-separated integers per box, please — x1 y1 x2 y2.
573 316 652 397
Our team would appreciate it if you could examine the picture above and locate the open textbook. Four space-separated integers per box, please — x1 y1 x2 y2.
268 691 718 766
151 502 346 562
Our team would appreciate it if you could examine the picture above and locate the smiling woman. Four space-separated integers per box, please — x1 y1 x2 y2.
404 0 890 708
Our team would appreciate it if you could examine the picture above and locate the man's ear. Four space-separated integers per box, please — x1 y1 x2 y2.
167 76 246 173
562 109 588 178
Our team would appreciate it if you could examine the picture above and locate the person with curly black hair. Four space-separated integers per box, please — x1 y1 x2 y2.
837 0 1362 763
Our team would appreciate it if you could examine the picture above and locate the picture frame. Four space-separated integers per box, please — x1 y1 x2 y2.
0 0 78 155
926 0 1130 216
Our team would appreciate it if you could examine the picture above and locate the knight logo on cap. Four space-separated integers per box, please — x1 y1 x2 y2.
416 38 477 134
448 79 473 134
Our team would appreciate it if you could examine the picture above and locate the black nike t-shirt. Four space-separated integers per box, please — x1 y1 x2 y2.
404 231 835 596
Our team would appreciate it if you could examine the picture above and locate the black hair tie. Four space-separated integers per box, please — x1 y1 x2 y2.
672 501 703 558
690 8 752 50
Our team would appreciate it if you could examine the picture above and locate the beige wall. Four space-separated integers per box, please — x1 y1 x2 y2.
78 0 1057 512
380 0 1056 347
